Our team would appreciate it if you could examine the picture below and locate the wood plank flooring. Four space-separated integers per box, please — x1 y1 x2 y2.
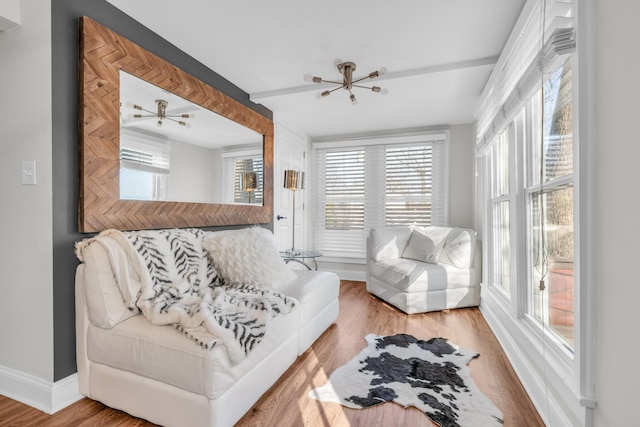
0 281 544 427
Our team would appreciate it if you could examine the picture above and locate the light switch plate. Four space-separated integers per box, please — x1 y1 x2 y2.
21 160 36 185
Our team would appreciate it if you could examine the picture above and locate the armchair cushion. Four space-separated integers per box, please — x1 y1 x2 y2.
439 228 478 269
402 227 451 264
369 226 413 261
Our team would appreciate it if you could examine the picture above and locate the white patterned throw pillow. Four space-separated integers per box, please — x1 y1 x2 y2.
203 227 296 291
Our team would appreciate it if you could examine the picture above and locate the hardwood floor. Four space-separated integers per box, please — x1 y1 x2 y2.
0 281 543 427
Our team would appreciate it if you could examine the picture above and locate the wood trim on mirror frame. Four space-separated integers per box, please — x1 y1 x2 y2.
78 16 274 233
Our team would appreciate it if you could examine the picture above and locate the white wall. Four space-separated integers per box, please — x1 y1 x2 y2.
0 0 53 382
448 124 475 228
167 140 219 203
593 0 640 425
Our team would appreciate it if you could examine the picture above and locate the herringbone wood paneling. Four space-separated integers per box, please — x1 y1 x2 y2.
79 17 274 232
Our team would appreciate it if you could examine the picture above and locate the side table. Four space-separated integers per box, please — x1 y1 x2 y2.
280 250 323 270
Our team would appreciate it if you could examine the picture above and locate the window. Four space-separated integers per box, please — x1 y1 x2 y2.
489 130 512 294
384 145 438 226
485 59 574 348
312 132 448 258
221 148 263 205
232 157 264 205
474 1 593 423
323 149 365 230
120 130 170 201
527 58 574 349
480 52 584 422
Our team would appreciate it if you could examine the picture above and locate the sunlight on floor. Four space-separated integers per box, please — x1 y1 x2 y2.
299 348 352 427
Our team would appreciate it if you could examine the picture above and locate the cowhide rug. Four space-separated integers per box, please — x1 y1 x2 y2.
309 333 503 427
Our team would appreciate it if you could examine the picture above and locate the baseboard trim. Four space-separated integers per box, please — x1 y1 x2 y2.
0 365 82 414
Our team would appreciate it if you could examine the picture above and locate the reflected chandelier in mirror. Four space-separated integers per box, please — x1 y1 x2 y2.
79 16 273 232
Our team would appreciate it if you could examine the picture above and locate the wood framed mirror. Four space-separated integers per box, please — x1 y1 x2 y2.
78 16 274 232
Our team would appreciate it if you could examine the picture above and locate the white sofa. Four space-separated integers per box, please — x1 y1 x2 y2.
366 226 481 314
75 227 339 427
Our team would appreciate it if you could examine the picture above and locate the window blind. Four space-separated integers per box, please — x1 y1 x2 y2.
120 129 170 174
475 0 575 154
232 157 264 204
323 149 365 230
221 147 263 204
312 132 448 259
384 145 434 226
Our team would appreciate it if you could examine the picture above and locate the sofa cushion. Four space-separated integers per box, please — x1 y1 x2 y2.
439 228 478 269
402 227 451 264
369 226 413 261
78 239 138 329
86 307 300 400
369 258 475 292
203 227 296 291
281 270 340 326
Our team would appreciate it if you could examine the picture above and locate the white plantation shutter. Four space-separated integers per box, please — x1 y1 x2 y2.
232 158 263 204
475 0 575 153
324 149 365 230
120 129 170 174
385 145 433 225
312 148 366 257
221 147 263 204
312 132 448 259
119 129 170 201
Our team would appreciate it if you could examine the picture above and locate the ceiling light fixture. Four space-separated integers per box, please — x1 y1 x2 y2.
304 60 388 105
125 99 194 128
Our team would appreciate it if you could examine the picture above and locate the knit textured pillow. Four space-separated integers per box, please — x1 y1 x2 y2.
203 227 296 292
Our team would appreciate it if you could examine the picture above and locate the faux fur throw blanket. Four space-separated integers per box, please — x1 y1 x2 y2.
76 228 296 364
309 334 503 427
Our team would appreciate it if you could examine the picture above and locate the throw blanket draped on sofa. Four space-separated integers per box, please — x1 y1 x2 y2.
75 228 296 364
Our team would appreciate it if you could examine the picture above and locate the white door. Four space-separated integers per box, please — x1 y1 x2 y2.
273 123 306 252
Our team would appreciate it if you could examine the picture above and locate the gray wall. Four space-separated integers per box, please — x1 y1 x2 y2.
51 0 272 380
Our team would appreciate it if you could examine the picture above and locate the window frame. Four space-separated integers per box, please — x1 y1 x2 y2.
487 127 515 298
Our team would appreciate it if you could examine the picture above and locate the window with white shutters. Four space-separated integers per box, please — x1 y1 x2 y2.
312 132 448 259
120 129 170 201
221 147 263 205
232 157 263 204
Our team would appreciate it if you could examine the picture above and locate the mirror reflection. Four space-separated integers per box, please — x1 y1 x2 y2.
119 71 264 205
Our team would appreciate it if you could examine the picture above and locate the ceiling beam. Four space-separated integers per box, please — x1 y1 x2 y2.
249 56 499 101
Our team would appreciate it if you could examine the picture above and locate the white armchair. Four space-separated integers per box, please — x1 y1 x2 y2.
366 226 481 314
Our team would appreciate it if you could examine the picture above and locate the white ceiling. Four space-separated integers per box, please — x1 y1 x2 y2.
120 70 262 148
107 0 526 138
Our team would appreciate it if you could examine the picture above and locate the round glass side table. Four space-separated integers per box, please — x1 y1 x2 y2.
279 250 323 270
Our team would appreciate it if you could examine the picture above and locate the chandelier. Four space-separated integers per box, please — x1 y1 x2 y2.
125 99 194 128
304 60 388 105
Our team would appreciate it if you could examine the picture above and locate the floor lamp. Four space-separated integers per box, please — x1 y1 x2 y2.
241 171 257 204
284 169 305 254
